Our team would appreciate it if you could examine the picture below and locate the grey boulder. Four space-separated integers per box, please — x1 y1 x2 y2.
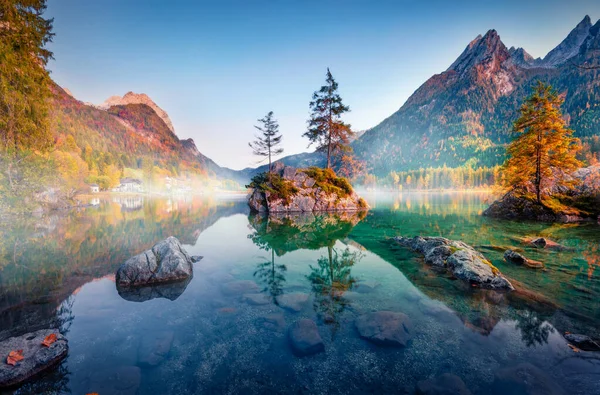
116 237 194 287
355 311 413 347
0 329 68 388
288 319 324 356
395 236 514 291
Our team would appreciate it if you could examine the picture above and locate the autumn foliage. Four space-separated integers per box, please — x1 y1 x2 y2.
502 81 581 204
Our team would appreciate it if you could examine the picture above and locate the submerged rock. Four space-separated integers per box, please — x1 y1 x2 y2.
242 293 271 305
395 236 514 291
288 319 324 356
416 373 472 395
247 164 368 213
355 311 413 347
564 333 600 351
492 363 566 395
116 237 194 287
276 292 310 312
221 280 259 296
137 331 174 367
504 250 544 269
87 366 141 395
0 330 68 388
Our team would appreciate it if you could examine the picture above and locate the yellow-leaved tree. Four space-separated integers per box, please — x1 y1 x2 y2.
502 81 581 205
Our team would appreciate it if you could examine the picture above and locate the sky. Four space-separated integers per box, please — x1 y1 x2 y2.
46 0 600 170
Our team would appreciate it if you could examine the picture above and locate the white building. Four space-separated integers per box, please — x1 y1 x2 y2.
113 178 144 193
89 183 100 193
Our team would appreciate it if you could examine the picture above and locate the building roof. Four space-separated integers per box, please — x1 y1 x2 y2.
90 183 99 187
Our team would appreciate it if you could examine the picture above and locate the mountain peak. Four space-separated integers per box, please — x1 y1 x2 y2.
448 29 509 74
541 15 592 67
99 92 175 133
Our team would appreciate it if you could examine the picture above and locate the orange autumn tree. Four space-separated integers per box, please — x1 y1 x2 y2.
502 81 581 205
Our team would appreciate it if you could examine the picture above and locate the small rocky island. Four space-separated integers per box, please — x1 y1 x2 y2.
247 163 368 213
484 164 600 223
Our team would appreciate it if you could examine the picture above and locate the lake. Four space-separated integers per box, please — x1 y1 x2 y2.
1 192 599 394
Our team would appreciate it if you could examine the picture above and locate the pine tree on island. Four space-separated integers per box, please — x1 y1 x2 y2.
249 111 284 181
304 68 354 170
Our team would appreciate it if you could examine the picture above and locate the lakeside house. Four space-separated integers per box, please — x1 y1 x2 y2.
112 178 144 193
89 183 100 193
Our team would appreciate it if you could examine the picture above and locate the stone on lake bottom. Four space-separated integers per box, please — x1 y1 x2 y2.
288 319 324 356
242 293 271 305
0 329 68 388
221 280 259 296
492 362 566 395
137 331 174 367
355 311 413 347
276 293 310 312
87 366 141 395
416 373 472 395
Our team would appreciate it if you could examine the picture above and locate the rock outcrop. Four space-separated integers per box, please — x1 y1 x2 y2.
394 236 514 291
247 164 368 213
116 237 195 288
503 250 544 269
288 319 324 356
0 330 68 388
355 311 413 347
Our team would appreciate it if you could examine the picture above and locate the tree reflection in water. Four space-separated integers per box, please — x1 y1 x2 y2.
308 246 363 338
515 310 555 347
254 249 287 303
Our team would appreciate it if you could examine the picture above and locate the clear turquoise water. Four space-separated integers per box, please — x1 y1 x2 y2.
0 192 599 394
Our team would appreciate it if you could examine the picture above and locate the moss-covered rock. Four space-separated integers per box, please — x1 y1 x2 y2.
247 164 368 213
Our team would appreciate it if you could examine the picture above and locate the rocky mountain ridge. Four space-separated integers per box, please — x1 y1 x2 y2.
98 92 176 133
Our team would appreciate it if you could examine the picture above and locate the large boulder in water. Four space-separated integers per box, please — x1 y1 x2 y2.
355 311 413 347
247 164 368 213
394 236 514 291
116 237 194 287
0 329 68 388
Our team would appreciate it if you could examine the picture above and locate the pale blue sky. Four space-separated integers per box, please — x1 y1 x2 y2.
46 0 600 169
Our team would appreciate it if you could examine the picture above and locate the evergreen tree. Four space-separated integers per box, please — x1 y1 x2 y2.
502 81 581 204
0 0 54 153
249 111 283 178
304 68 353 169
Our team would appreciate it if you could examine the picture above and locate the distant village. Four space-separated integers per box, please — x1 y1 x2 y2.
88 176 196 195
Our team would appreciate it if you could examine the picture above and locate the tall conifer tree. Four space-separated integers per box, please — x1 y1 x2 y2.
0 0 55 153
502 81 581 204
249 111 283 178
304 68 353 169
